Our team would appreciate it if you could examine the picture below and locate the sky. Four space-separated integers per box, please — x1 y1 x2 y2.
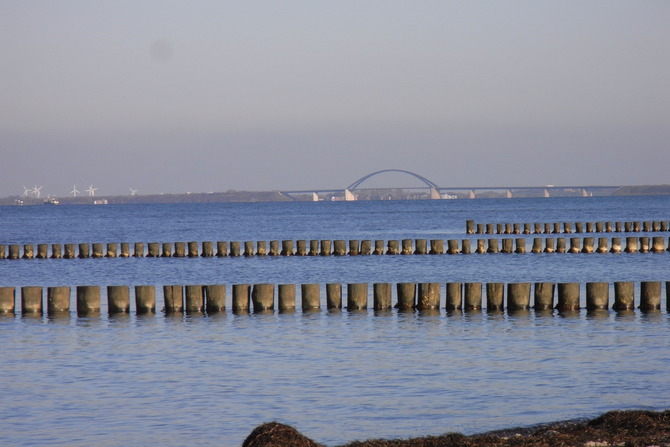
1 1 669 197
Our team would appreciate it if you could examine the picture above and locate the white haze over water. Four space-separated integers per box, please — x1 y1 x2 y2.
1 1 669 197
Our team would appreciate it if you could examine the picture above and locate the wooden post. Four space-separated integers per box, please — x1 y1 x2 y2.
216 241 228 257
119 243 129 257
0 287 16 314
396 283 415 310
23 244 34 259
185 285 205 313
575 222 583 233
486 223 494 234
134 242 145 257
534 223 542 234
326 283 342 309
586 282 609 310
514 238 526 253
476 239 486 254
0 245 5 260
466 220 474 234
401 239 413 255
360 240 372 255
610 237 622 253
21 286 43 314
477 223 485 234
386 240 399 255
296 240 307 256
281 240 294 256
431 239 445 254
160 242 172 257
373 240 385 255
445 282 462 311
163 285 183 313
347 283 368 310
501 238 513 253
595 222 603 232
563 222 572 233
251 284 274 312
278 284 296 312
582 237 595 253
553 223 561 234
201 241 214 257
461 239 471 254
108 285 130 314
205 285 226 313
464 282 482 311
256 241 267 256
333 240 346 256
135 285 156 314
613 282 634 311
309 240 319 256
556 238 567 253
586 222 594 233
487 239 499 253
301 284 320 310
320 240 332 256
173 242 186 257
513 223 520 234
417 283 440 310
64 243 76 259
76 285 100 316
533 283 554 310
568 237 581 253
615 222 622 232
36 244 48 259
639 237 650 253
373 283 392 310
486 283 504 311
269 240 280 256
187 241 199 257
243 241 254 257
544 238 555 253
624 237 638 253
596 238 609 253
446 240 458 254
348 240 359 256
229 241 241 257
78 243 90 258
556 283 580 311
91 243 104 258
531 238 542 253
652 237 665 253
106 243 118 258
47 286 70 314
507 283 530 310
640 281 661 311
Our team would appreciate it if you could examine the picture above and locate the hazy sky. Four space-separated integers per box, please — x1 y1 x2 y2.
2 1 669 197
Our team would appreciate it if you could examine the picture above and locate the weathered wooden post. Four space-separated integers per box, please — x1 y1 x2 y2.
568 237 581 253
78 243 90 258
296 240 307 256
633 221 641 232
360 240 372 255
347 283 368 310
534 223 542 234
76 285 100 316
401 239 413 255
0 245 5 260
543 223 552 234
501 238 513 253
216 241 228 257
639 237 650 253
333 240 346 256
108 285 130 314
486 283 504 311
615 222 622 232
281 240 294 256
553 222 561 234
575 222 583 233
396 283 415 310
586 282 609 310
36 244 48 259
476 239 486 253
613 282 634 311
640 281 661 311
624 237 638 253
320 240 332 256
47 286 70 314
652 237 665 253
496 223 503 234
106 243 118 258
205 285 226 313
417 283 440 310
229 241 241 257
531 238 543 253
373 283 392 310
187 241 199 257
514 238 526 253
662 221 669 231
269 240 280 256
301 284 321 310
256 241 267 256
326 283 342 309
91 243 104 258
185 285 205 313
149 242 162 257
431 239 445 254
173 242 186 257
201 241 214 257
586 222 594 233
0 287 16 314
461 239 471 254
64 243 76 259
486 223 494 234
348 240 360 256
445 282 462 311
544 238 555 253
161 242 172 257
309 240 319 256
605 222 613 232
21 286 42 314
23 244 34 259
466 220 475 234
556 238 567 253
556 283 580 311
118 243 129 257
512 223 520 234
507 283 530 310
464 282 482 311
563 222 572 233
252 284 274 312
487 239 499 253
386 240 399 255
624 222 632 232
135 285 156 314
596 238 609 253
134 242 145 257
163 285 183 313
446 240 458 254
278 284 296 312
373 240 384 255
533 283 554 310
477 223 485 234
610 237 622 253
243 241 254 257
595 222 603 232
582 237 595 253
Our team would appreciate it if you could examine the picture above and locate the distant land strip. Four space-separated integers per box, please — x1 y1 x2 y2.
2 184 669 206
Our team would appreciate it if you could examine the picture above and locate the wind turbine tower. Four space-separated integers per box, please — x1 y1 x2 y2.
86 185 98 197
32 185 43 199
129 187 139 196
71 185 80 197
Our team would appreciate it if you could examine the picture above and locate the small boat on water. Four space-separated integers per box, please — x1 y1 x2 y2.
44 196 60 205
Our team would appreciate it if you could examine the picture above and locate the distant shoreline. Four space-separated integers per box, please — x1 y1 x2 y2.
2 184 669 206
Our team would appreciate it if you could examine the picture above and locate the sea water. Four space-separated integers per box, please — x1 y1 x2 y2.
0 196 668 446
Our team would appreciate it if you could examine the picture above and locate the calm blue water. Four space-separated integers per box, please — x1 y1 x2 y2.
0 196 669 446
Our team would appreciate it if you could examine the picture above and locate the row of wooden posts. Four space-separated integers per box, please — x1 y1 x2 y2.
1 281 668 316
466 219 670 235
1 236 670 260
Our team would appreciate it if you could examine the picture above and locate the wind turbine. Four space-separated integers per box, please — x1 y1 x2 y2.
22 185 31 197
70 185 80 197
86 184 98 197
129 187 139 196
32 185 43 199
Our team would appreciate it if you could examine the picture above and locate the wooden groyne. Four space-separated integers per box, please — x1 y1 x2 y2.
466 219 670 235
1 236 669 260
1 281 667 316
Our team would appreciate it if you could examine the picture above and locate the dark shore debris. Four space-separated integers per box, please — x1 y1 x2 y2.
243 410 670 447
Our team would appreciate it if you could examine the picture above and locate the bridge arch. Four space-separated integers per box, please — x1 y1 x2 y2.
346 169 439 190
